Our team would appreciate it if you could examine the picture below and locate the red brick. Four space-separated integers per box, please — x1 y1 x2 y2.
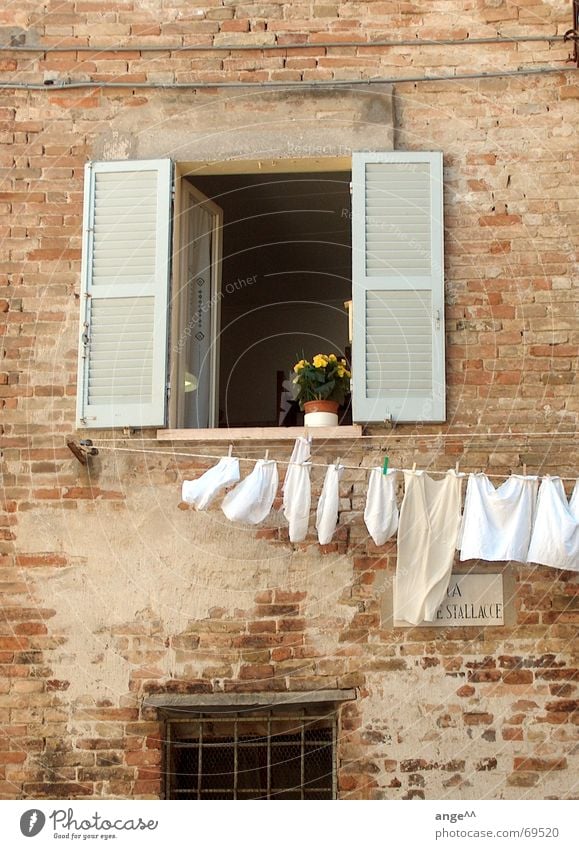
239 664 274 679
513 757 567 772
463 713 494 726
502 670 533 685
478 214 522 227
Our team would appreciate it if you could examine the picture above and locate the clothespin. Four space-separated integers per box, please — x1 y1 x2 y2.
523 463 527 477
455 460 460 474
335 456 342 469
265 449 270 461
382 455 389 475
412 462 417 472
228 444 233 457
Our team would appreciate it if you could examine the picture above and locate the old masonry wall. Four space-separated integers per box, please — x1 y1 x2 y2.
0 0 578 799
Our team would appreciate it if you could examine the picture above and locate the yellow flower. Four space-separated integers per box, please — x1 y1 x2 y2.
294 359 308 372
336 365 345 378
313 354 329 368
329 354 337 362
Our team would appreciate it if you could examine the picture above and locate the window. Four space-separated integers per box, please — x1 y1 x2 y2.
173 168 352 429
166 710 336 800
76 153 445 429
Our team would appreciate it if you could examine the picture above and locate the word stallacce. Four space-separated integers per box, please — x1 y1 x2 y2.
436 602 504 621
50 809 158 832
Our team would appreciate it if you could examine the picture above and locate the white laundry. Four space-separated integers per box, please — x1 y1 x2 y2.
316 464 344 545
181 456 240 510
364 468 399 546
395 469 464 625
221 459 279 525
282 437 312 543
282 437 311 510
459 473 538 563
527 477 579 571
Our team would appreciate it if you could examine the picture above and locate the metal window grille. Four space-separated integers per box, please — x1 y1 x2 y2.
166 711 337 800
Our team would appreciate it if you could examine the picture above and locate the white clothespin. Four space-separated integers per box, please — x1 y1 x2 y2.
412 462 417 472
335 456 342 469
264 449 270 461
228 444 233 457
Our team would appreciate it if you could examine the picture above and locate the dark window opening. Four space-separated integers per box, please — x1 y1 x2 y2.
166 710 336 800
187 171 352 429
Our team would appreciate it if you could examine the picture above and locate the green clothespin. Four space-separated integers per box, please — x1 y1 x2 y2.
382 456 389 475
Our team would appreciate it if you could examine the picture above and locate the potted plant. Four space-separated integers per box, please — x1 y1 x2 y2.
291 354 351 426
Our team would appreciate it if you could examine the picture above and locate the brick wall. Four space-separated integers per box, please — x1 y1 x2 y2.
0 1 578 800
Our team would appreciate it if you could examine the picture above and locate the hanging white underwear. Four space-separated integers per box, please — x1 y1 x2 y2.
527 477 579 571
282 437 312 542
221 459 279 525
459 473 538 562
364 467 399 546
316 464 344 545
181 456 240 510
395 469 464 625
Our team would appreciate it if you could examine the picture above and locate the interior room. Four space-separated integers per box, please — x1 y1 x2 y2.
188 170 352 427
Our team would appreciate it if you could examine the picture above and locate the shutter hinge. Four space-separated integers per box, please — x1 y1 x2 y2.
81 321 90 359
435 309 441 330
349 181 353 196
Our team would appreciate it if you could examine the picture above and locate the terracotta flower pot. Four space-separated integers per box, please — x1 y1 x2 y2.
303 399 339 427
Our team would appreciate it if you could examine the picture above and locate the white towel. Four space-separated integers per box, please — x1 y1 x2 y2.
527 477 579 571
181 456 240 510
282 437 312 542
221 459 279 525
364 467 399 546
459 473 538 563
395 469 464 625
316 464 344 545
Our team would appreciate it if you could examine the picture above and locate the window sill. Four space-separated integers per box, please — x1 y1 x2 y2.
157 426 363 442
144 689 356 712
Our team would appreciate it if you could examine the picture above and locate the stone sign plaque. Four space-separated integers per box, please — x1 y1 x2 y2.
394 573 504 627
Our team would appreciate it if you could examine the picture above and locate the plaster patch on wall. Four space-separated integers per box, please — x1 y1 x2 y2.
20 491 356 701
96 129 135 161
95 86 393 162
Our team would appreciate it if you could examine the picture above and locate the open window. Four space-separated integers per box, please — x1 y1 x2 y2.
173 167 351 429
76 153 445 430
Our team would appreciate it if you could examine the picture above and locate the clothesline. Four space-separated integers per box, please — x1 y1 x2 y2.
177 442 578 576
88 442 579 482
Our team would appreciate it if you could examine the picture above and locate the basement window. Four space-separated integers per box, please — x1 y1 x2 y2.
166 709 336 800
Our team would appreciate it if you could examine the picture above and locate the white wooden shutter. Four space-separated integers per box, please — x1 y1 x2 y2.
351 152 445 423
76 159 172 428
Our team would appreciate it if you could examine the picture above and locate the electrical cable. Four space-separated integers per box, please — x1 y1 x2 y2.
0 65 576 91
0 34 568 53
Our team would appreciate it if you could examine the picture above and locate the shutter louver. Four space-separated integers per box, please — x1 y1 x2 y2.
76 160 172 428
352 152 445 423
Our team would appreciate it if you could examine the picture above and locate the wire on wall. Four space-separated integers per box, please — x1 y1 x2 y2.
0 34 568 53
0 66 575 92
